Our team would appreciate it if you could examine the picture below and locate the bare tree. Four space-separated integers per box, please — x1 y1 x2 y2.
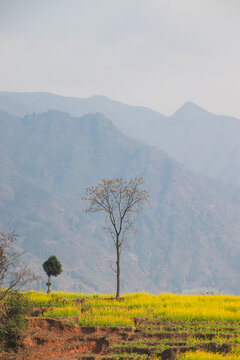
0 231 39 301
83 177 149 298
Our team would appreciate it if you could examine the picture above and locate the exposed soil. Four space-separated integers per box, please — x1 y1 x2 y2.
0 318 236 360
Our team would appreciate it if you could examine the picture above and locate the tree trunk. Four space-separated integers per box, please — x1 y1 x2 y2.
47 275 51 294
116 236 120 298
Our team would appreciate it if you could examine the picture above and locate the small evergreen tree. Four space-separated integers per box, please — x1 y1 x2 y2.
42 255 62 294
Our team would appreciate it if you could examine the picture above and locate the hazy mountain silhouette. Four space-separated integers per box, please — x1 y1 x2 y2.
1 109 240 294
1 92 240 187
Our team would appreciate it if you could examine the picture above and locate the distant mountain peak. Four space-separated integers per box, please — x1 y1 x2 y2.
173 101 210 118
81 111 115 126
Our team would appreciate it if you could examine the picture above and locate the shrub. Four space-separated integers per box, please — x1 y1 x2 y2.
0 291 29 351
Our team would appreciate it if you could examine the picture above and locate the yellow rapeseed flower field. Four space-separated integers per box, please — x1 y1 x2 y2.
3 290 238 359
180 350 240 360
24 291 240 327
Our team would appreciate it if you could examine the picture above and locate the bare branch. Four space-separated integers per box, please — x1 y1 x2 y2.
0 231 39 301
109 259 117 273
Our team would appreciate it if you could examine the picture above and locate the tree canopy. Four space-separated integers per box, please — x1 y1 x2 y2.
43 255 62 278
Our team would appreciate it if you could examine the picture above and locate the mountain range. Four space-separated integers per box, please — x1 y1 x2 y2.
1 91 240 187
0 105 240 294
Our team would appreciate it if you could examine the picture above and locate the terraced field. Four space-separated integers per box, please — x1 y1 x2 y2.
2 292 240 359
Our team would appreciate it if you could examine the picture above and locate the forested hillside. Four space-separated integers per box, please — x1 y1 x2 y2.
1 110 240 293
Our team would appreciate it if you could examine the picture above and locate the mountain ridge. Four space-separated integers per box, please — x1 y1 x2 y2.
1 91 240 190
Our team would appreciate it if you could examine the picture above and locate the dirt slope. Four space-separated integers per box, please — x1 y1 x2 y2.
1 318 237 360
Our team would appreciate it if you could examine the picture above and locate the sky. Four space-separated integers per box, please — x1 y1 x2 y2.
0 0 240 118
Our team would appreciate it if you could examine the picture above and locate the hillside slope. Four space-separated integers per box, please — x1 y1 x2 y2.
1 110 240 293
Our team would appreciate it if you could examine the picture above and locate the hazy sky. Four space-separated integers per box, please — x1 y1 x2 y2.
0 0 239 117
